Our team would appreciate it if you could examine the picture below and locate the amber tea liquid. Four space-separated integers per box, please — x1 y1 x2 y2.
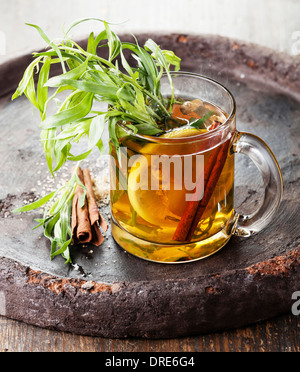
110 100 237 262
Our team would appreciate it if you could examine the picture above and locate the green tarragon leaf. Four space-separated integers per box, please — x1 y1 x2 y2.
57 78 134 101
40 92 94 129
45 58 90 88
26 23 67 74
12 190 56 213
189 111 215 129
12 56 43 100
37 56 52 114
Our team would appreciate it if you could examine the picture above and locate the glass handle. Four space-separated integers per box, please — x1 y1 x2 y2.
233 131 283 237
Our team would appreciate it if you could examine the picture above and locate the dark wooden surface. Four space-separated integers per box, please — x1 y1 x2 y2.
0 34 300 342
1 313 299 352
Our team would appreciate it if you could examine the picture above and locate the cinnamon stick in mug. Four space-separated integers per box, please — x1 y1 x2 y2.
173 139 231 242
185 139 231 241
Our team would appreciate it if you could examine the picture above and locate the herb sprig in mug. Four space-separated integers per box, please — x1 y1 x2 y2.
12 18 185 263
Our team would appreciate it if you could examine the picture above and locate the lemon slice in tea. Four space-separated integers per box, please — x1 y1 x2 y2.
127 126 203 226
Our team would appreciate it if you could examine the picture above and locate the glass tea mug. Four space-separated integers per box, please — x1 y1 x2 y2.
110 72 283 263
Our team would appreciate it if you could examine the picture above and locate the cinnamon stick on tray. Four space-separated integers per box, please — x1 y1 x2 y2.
71 167 108 246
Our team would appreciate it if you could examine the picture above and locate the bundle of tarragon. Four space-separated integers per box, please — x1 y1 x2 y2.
12 18 182 263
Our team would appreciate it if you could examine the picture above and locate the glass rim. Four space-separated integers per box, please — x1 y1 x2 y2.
117 71 237 144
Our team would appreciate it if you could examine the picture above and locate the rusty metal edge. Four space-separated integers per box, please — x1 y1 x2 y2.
0 248 299 338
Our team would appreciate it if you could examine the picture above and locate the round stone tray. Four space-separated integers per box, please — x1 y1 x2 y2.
0 34 299 339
